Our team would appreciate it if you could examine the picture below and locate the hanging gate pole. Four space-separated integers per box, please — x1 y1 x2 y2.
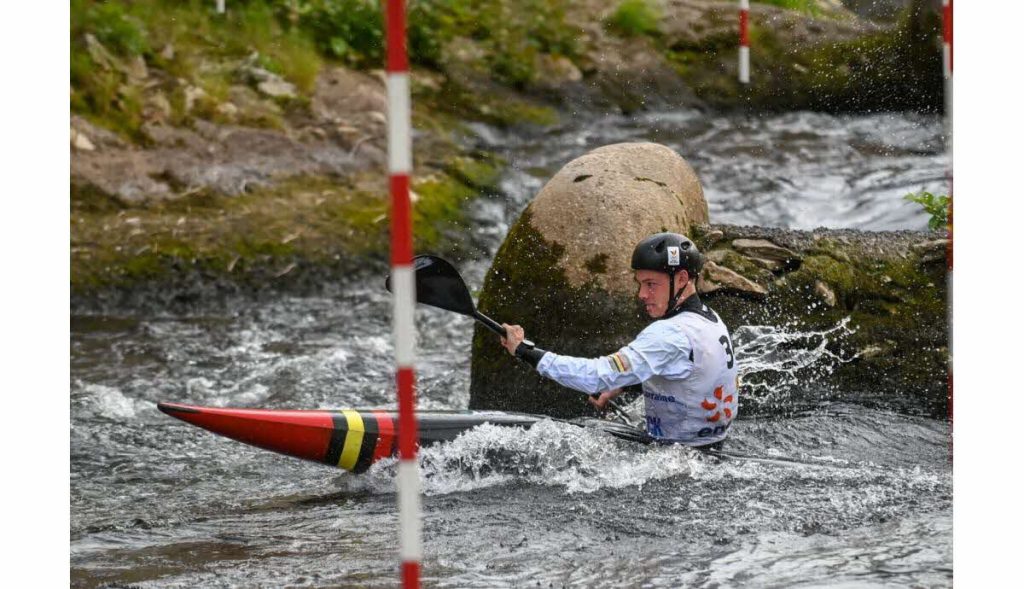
739 0 750 84
385 1 422 587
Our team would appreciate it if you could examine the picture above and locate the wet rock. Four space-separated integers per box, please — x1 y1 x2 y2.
470 142 708 416
143 92 172 122
911 238 949 265
311 67 387 151
699 228 725 249
698 262 767 298
183 85 207 113
71 128 95 152
228 85 282 123
237 53 299 99
257 77 297 99
123 55 149 82
84 34 116 71
71 115 128 150
747 257 784 272
814 280 837 308
531 54 584 93
216 102 239 121
701 224 948 417
732 238 802 269
140 122 201 149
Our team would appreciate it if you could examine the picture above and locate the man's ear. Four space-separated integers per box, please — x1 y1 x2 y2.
677 271 690 288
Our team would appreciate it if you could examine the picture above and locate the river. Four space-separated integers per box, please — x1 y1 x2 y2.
70 109 952 588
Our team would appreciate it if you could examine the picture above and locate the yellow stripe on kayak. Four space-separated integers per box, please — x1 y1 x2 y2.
338 410 365 471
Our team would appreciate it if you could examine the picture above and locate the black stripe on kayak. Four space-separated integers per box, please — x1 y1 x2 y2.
324 413 348 466
352 412 379 474
157 402 201 415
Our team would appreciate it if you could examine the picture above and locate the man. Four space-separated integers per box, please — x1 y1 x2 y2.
499 232 739 448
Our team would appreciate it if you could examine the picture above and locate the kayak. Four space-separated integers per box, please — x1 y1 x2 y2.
157 402 653 474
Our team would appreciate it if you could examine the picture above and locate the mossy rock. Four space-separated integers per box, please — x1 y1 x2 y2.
469 142 710 417
701 224 948 417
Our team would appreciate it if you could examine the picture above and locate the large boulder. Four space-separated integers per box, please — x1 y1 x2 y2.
469 142 948 420
469 142 709 417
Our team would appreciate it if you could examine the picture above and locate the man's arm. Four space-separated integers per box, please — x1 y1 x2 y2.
499 322 691 395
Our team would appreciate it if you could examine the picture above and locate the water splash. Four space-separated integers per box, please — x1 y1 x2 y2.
732 318 856 412
344 420 702 496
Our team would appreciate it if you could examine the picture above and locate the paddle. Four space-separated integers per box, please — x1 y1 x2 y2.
386 254 636 422
384 255 533 348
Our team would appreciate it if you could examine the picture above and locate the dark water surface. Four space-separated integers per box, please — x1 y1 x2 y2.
71 110 951 587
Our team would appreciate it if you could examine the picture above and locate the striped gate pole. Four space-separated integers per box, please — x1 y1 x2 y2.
739 0 750 84
943 0 953 143
942 0 953 454
385 0 422 587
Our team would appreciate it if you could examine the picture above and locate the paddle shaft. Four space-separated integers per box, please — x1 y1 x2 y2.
472 309 535 349
471 309 507 338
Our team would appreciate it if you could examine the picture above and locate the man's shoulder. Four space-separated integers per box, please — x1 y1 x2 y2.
634 319 692 349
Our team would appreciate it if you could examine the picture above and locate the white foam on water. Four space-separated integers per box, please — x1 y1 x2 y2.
344 420 702 496
78 383 144 420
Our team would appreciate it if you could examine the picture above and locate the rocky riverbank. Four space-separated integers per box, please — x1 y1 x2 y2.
71 0 946 308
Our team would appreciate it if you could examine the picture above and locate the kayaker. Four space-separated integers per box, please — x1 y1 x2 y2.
499 232 739 448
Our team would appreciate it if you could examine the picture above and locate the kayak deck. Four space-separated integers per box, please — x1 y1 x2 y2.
158 402 648 474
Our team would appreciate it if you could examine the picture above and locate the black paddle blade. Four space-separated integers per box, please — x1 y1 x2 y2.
384 255 477 316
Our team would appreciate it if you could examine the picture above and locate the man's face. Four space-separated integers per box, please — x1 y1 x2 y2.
635 270 686 318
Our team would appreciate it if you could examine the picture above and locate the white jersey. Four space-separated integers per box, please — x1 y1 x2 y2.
535 298 739 446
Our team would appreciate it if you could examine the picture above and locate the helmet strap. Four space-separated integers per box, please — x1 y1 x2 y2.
661 271 688 319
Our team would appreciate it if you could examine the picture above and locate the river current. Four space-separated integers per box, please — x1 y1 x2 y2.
70 110 952 588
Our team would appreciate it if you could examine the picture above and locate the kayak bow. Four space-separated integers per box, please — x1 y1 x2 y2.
158 402 562 474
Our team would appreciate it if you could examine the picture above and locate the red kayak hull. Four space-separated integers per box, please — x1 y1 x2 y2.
157 402 543 474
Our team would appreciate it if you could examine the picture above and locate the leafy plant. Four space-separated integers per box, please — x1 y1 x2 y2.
904 191 950 231
606 0 661 38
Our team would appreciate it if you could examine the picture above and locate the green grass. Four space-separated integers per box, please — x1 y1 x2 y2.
606 0 662 38
72 0 582 136
71 0 323 137
754 0 823 15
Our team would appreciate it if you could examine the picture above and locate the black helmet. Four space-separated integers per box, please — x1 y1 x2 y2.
631 232 703 278
631 233 703 318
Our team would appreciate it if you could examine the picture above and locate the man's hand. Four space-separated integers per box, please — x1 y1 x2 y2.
588 388 623 411
500 323 526 356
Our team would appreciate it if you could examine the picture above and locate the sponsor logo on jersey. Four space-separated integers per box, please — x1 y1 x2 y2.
667 246 680 266
644 390 679 404
646 415 664 437
697 421 732 438
700 385 736 423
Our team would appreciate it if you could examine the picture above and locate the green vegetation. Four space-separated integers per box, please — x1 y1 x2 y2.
905 191 950 231
753 0 823 15
606 0 662 38
663 2 943 112
71 153 503 291
71 0 581 137
71 0 323 137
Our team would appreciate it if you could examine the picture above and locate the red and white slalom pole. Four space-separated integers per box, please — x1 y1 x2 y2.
385 1 422 587
739 0 750 84
942 0 952 138
942 0 953 456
